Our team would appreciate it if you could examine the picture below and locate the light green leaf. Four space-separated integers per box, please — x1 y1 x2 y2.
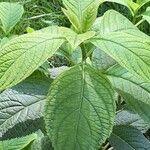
106 64 150 124
45 64 115 150
0 26 65 92
91 10 150 82
62 0 101 33
0 133 37 150
60 27 95 49
0 2 24 34
27 130 53 150
109 125 150 150
0 71 51 135
142 7 150 24
116 110 149 133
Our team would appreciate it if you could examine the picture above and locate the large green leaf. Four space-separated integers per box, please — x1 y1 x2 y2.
45 64 115 150
0 2 24 34
91 10 150 82
62 0 101 33
0 71 51 135
105 64 150 124
109 125 150 150
0 26 65 92
0 133 37 150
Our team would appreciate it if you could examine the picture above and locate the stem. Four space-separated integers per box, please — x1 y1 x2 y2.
81 44 87 62
135 18 145 27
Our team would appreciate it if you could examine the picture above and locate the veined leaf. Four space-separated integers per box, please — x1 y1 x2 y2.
62 0 101 33
116 110 149 133
45 64 115 150
0 71 51 135
0 26 65 91
0 2 24 34
91 10 150 82
106 64 150 124
0 133 37 150
109 125 150 150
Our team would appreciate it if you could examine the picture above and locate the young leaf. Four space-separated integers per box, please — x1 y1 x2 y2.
62 0 101 33
91 10 150 82
0 71 51 135
0 26 65 92
0 2 24 34
0 133 37 150
45 64 115 149
109 125 150 150
60 27 95 49
105 64 150 124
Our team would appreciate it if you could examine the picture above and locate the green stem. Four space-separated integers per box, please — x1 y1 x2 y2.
135 18 145 27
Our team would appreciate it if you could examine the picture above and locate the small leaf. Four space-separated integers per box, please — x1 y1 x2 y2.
0 71 51 135
0 133 37 150
91 10 150 82
0 26 65 91
60 27 95 49
0 2 24 34
109 125 150 150
62 0 101 33
45 64 116 149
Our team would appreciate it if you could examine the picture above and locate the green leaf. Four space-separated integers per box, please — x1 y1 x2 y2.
45 64 115 149
105 64 150 124
27 130 53 150
91 10 150 82
137 0 150 7
116 110 149 132
0 133 37 150
0 26 65 91
0 2 24 34
142 7 150 24
92 48 116 71
62 0 101 33
0 71 51 135
60 27 95 49
109 125 150 150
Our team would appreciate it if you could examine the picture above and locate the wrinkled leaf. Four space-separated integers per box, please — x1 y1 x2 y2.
0 71 51 135
91 10 150 82
106 64 150 124
45 64 115 150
